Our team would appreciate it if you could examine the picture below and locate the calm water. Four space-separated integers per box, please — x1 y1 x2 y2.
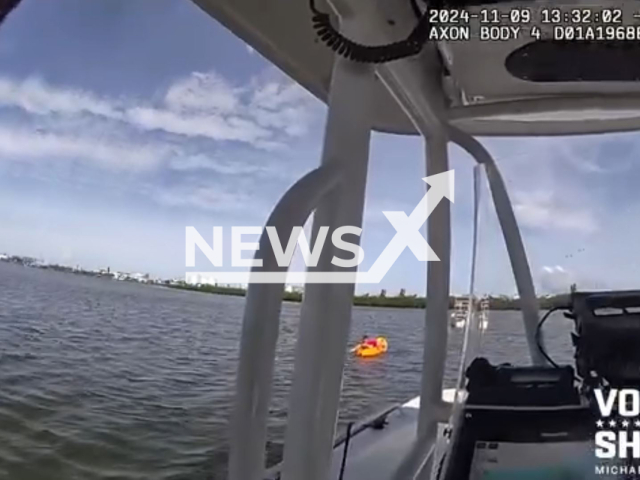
0 262 575 479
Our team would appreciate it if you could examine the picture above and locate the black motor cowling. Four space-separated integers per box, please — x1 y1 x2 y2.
570 290 640 387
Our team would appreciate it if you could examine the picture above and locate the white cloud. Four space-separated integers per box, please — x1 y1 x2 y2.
0 70 320 213
169 154 276 176
539 265 573 294
153 184 254 212
554 135 637 175
0 77 120 119
0 72 320 149
168 155 227 172
126 106 271 143
164 72 240 114
0 127 163 171
251 82 310 111
513 190 597 234
250 82 316 137
485 137 608 235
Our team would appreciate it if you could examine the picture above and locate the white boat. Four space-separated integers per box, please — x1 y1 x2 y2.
450 298 469 330
478 297 489 331
192 0 637 478
450 317 466 329
450 297 489 331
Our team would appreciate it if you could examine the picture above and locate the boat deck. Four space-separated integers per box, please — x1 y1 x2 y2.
328 397 446 480
267 392 454 480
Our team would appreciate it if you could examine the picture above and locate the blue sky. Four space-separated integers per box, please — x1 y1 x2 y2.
0 0 639 295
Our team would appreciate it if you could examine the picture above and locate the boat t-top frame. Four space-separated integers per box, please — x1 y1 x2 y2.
190 0 640 479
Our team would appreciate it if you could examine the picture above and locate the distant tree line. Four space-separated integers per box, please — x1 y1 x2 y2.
169 282 570 310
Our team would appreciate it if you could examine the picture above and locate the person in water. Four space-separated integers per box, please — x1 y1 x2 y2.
361 335 378 347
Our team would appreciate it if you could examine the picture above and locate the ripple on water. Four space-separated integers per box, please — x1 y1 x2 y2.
0 262 576 479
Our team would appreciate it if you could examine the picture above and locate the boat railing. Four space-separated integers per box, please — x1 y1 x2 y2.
228 163 343 480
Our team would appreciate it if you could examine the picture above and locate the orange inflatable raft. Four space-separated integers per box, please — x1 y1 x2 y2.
352 337 388 358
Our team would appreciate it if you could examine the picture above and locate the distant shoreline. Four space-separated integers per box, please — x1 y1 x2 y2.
0 258 567 310
167 283 567 311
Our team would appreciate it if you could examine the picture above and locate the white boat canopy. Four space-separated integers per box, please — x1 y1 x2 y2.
194 0 640 136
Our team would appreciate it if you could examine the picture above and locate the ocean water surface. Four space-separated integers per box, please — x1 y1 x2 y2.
0 261 575 479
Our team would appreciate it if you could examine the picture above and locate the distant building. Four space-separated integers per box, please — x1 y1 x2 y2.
130 272 150 283
219 283 246 290
186 274 204 285
285 285 304 294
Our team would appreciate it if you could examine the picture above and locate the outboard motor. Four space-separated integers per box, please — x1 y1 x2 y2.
569 290 640 389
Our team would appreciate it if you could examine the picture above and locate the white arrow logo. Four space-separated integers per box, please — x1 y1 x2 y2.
363 170 454 283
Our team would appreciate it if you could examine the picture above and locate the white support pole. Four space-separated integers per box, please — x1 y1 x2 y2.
416 133 451 479
377 48 543 366
281 55 374 480
227 165 342 480
447 126 544 365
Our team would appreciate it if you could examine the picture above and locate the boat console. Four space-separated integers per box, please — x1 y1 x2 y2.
463 357 579 407
440 290 640 479
442 358 596 480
